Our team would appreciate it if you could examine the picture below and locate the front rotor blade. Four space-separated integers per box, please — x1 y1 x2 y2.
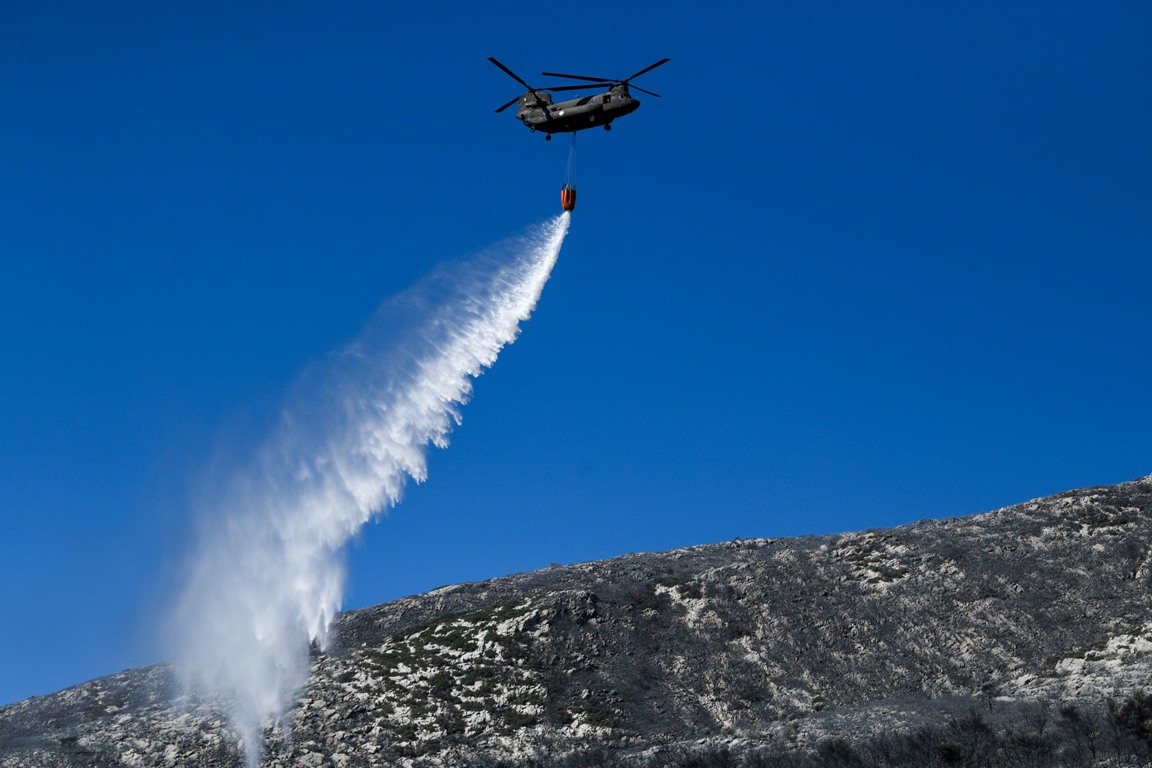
541 71 614 83
625 58 670 82
488 57 533 90
494 96 521 113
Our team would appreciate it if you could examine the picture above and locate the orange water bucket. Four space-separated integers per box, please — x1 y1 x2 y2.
560 185 577 212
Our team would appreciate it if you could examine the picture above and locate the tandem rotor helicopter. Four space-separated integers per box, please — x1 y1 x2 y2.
488 57 670 138
488 56 669 211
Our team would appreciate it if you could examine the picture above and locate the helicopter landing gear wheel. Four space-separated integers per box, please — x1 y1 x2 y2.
545 134 552 141
604 124 612 131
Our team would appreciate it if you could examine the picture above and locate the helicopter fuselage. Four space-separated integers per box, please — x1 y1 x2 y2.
515 84 640 134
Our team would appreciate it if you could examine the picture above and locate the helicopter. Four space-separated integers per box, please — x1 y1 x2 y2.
488 57 670 140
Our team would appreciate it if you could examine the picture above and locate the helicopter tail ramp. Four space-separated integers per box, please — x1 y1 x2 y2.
170 214 569 768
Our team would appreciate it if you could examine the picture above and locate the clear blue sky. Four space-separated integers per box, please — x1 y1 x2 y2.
2 1 1149 706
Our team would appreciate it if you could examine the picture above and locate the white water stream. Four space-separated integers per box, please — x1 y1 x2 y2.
170 214 569 764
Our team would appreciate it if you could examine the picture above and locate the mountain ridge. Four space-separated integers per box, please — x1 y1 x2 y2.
3 474 1152 766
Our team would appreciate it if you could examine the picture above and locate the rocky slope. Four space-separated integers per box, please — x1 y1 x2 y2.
3 475 1152 766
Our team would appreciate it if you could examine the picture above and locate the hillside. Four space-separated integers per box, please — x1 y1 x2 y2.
3 474 1152 766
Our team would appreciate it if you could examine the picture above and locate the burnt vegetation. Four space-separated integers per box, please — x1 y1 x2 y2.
464 695 1152 768
2 475 1152 767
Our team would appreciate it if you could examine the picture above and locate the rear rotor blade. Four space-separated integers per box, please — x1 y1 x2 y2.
546 83 605 93
625 58 670 82
488 57 533 90
628 84 662 98
546 82 660 96
541 71 614 83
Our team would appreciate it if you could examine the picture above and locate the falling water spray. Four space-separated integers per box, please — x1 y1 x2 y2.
170 213 570 765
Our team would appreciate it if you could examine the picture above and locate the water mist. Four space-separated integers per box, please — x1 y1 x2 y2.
170 214 569 765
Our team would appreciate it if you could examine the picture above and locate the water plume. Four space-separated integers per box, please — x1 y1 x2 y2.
170 213 569 764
